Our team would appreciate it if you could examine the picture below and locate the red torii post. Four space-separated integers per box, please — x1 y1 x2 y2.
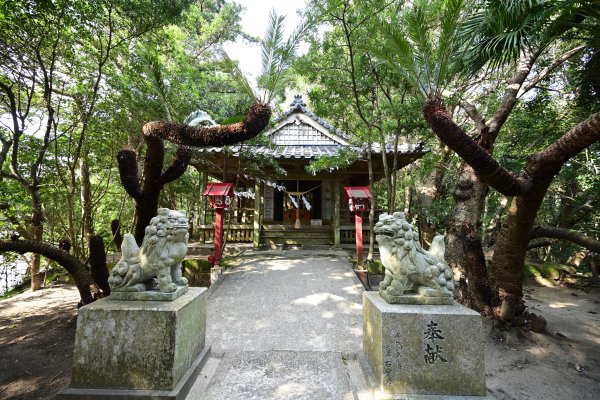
203 183 234 274
344 186 372 267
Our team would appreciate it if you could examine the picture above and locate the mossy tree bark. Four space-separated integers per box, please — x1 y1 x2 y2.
118 140 192 244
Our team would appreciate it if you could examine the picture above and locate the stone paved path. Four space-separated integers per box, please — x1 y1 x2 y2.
187 250 369 400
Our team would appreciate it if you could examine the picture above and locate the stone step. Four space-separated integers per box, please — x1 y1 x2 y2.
261 231 333 239
261 237 334 245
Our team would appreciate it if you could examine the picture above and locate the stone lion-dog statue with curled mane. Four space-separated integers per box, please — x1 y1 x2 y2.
108 208 189 294
375 212 454 304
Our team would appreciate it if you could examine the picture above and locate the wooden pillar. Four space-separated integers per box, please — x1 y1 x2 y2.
333 177 341 247
253 182 262 248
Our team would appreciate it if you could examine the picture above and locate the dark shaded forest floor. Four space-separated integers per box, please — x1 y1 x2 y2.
0 281 599 400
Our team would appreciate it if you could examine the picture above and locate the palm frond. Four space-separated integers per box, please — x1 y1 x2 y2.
260 10 286 90
460 0 552 75
371 0 466 97
222 54 258 101
145 52 175 120
405 4 435 93
222 9 314 105
435 0 466 93
371 19 428 96
258 9 314 104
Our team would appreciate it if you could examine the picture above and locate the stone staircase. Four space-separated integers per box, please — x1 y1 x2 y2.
260 224 334 246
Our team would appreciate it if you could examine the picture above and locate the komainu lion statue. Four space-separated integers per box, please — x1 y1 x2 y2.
108 208 189 293
375 212 454 304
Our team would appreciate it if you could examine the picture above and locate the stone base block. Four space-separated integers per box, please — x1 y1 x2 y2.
363 292 486 397
58 287 208 399
109 285 189 301
379 291 453 305
57 346 210 400
210 266 222 284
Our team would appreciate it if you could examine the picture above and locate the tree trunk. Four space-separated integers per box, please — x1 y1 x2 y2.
367 141 376 262
461 223 495 315
376 127 393 212
29 186 44 291
0 240 96 304
445 166 489 284
141 103 271 147
416 145 452 246
119 102 270 245
80 156 94 249
89 235 110 295
484 196 509 247
492 178 553 320
111 219 123 250
403 185 413 217
66 194 79 259
118 141 191 245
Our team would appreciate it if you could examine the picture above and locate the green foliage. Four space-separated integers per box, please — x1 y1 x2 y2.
306 148 358 174
461 0 600 75
371 0 467 96
225 9 314 104
461 0 550 73
0 0 253 287
258 10 314 104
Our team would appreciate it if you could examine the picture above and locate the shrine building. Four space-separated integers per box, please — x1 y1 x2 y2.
194 95 427 247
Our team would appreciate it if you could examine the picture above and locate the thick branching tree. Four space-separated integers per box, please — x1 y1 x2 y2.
424 99 599 318
117 102 271 244
374 0 599 320
0 239 98 304
346 0 600 323
529 225 600 254
116 8 317 245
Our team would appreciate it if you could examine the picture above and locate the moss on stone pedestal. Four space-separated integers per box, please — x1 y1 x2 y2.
69 287 207 391
363 292 486 397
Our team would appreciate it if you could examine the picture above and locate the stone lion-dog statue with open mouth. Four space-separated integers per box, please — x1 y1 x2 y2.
108 208 189 295
374 212 454 304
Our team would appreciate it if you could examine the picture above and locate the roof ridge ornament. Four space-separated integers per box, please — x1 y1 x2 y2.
290 94 307 111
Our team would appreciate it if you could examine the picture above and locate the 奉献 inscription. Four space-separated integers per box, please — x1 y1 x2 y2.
423 320 448 364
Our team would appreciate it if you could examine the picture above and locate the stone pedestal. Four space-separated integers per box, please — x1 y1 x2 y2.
363 292 487 398
210 266 222 284
57 287 210 400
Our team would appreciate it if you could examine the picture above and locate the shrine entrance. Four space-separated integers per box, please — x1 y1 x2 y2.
196 95 427 247
273 180 323 225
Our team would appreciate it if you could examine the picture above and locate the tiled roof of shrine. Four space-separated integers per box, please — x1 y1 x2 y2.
197 95 427 160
